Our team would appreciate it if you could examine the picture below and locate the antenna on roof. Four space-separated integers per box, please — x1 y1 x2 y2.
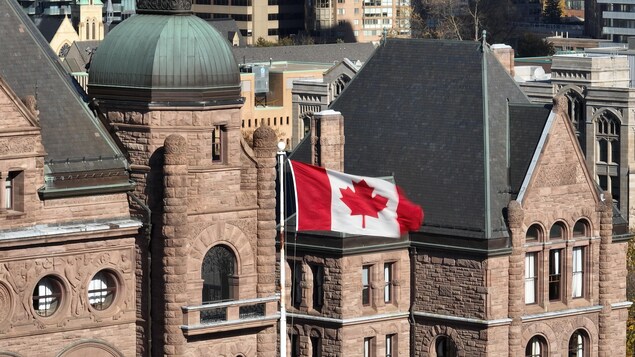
381 27 387 46
480 29 487 53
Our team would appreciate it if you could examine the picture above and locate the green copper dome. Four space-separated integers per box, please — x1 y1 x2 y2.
88 14 242 105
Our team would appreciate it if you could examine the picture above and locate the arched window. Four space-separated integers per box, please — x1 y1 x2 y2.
310 329 322 357
568 329 588 357
573 219 590 237
201 245 237 303
434 335 457 357
331 74 351 101
549 222 566 240
91 20 96 40
565 90 586 149
526 224 543 242
525 335 547 357
595 111 621 205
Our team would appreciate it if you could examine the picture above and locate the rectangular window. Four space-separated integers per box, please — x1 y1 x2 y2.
212 125 226 163
291 334 299 357
311 335 321 357
337 8 345 14
549 249 562 301
291 261 303 308
312 265 324 310
5 173 14 210
385 334 395 357
364 337 374 357
5 171 23 212
525 253 537 304
362 265 371 306
572 247 584 298
383 263 393 303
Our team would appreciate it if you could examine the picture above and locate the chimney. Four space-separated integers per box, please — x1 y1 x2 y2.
310 110 345 172
491 44 515 77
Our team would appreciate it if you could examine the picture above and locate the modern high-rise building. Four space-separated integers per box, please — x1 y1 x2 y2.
306 0 410 42
585 0 635 42
192 0 285 45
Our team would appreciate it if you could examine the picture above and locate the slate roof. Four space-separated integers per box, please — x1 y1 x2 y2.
323 38 542 239
0 0 129 187
509 103 551 194
206 18 246 47
63 40 100 72
232 42 377 65
32 16 65 43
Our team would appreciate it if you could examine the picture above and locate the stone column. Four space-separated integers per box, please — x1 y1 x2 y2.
507 200 524 357
253 126 277 357
598 192 613 357
161 134 189 356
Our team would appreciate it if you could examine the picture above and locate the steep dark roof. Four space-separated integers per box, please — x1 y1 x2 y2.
64 40 100 72
509 103 552 195
0 0 130 192
207 18 245 47
32 16 64 42
232 42 377 65
326 38 536 239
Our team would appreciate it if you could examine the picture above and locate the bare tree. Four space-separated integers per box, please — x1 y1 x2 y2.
419 0 482 40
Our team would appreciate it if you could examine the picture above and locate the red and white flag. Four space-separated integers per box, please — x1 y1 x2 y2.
288 160 423 238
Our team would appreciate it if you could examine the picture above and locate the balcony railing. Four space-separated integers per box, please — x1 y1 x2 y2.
181 295 279 336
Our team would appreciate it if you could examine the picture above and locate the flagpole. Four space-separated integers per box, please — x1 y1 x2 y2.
277 140 287 357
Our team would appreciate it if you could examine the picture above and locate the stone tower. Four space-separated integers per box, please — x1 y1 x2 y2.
87 1 279 355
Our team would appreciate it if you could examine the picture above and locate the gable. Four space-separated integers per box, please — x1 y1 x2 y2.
50 17 80 55
0 76 40 130
519 97 599 212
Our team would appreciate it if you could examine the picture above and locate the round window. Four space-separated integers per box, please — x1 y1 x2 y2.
88 270 117 311
32 276 63 317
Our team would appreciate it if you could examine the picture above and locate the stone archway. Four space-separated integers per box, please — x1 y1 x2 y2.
188 222 256 302
522 322 560 356
57 340 124 357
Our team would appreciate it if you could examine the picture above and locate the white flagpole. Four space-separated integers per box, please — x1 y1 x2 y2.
277 140 287 357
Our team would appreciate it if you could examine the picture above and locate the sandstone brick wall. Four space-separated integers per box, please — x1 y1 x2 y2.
509 101 627 356
189 332 259 356
0 237 137 357
521 313 600 356
284 247 410 357
0 323 136 357
413 322 484 357
413 251 486 320
341 319 410 357
290 322 343 357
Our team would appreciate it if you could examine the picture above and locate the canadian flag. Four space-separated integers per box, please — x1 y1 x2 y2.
288 160 424 238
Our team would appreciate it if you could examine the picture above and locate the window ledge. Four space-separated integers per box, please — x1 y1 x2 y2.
3 210 25 218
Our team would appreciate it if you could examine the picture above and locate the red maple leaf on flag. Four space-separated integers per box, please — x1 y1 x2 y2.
339 180 388 229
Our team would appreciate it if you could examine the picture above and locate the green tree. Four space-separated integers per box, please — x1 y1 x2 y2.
254 37 276 47
515 32 555 57
542 0 562 24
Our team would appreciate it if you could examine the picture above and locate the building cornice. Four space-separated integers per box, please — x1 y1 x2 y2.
413 311 512 327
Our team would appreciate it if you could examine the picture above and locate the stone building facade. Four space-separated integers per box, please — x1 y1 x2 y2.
0 3 141 353
0 5 632 356
285 111 410 357
518 52 635 229
85 0 281 355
